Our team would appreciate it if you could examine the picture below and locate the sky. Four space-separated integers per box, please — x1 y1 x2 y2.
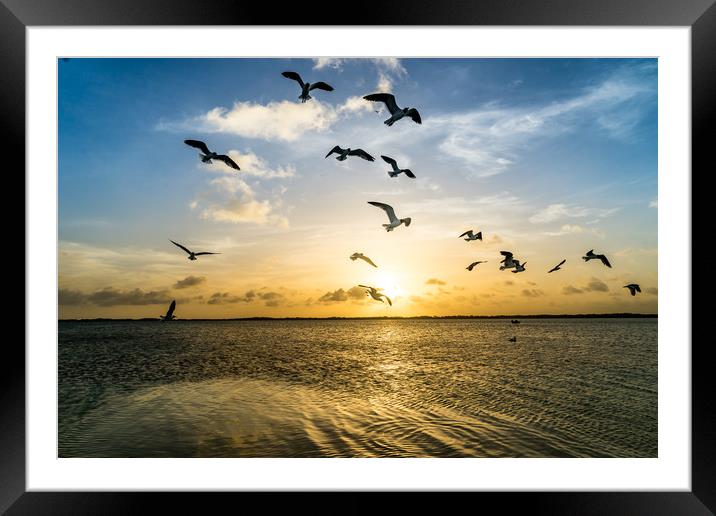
58 58 658 318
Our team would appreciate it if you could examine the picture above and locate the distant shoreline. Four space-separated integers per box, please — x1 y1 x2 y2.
59 313 657 322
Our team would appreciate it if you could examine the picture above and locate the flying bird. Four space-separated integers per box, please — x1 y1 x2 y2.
170 240 220 261
183 140 240 170
499 251 517 270
325 146 375 162
460 230 482 241
363 93 422 126
512 261 527 273
350 252 378 268
466 261 486 271
281 71 334 103
548 259 566 273
583 249 612 268
381 155 416 178
624 284 642 296
367 201 412 232
358 285 392 306
160 300 176 321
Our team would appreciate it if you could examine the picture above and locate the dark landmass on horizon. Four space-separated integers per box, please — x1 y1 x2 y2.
59 313 658 322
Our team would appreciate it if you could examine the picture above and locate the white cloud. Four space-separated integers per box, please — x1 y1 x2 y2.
649 199 658 208
312 58 345 70
529 204 618 224
544 224 604 238
205 150 295 179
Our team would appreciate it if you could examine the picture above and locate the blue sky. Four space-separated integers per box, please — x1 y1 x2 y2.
58 58 657 318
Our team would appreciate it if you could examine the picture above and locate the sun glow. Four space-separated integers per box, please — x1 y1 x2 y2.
376 272 404 301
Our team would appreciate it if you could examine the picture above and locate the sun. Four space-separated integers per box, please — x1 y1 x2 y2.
376 271 404 300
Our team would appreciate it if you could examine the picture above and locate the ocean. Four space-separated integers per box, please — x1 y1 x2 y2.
58 318 657 458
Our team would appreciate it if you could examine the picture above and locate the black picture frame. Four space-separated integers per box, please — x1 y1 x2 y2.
5 0 708 513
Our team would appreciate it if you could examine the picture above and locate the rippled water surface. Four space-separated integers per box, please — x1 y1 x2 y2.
59 318 657 457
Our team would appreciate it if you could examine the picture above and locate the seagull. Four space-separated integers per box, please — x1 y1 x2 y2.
281 71 334 103
466 261 486 271
624 284 641 296
367 201 412 232
381 155 416 178
459 230 482 241
358 285 392 306
363 93 422 126
512 261 527 273
508 336 517 342
499 251 517 270
548 259 566 273
350 252 378 268
160 300 176 321
583 249 612 268
325 146 375 162
170 240 220 261
183 140 240 170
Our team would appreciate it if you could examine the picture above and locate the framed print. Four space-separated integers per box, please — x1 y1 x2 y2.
5 0 711 513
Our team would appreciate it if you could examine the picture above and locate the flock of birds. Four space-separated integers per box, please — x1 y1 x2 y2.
158 68 642 322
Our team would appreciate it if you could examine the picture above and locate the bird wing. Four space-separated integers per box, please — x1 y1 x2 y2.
361 255 378 267
194 252 219 256
170 240 192 255
309 81 334 91
348 149 375 161
281 71 304 87
325 145 343 158
383 295 392 306
402 169 416 178
600 255 612 268
368 201 398 223
165 300 176 318
635 285 641 292
381 155 397 167
184 139 211 154
586 249 595 257
350 253 359 260
500 251 513 258
216 155 240 170
557 259 566 268
363 93 399 114
406 108 422 124
459 230 473 238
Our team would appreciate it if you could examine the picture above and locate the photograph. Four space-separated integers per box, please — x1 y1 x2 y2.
57 56 659 459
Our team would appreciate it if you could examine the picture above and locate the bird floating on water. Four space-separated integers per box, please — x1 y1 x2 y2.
170 240 220 261
184 140 240 171
508 336 517 342
466 261 486 271
499 251 517 270
460 230 482 241
381 155 416 178
350 252 378 268
359 285 392 306
511 320 521 324
160 300 176 321
548 259 566 273
624 284 641 296
583 249 611 268
367 201 412 232
363 93 422 126
281 71 334 103
325 146 375 162
512 260 527 273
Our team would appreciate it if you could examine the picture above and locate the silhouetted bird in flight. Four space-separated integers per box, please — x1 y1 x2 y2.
184 140 240 170
460 230 482 241
583 249 611 268
160 300 176 321
367 201 412 232
325 146 375 162
350 252 378 268
281 71 334 103
466 261 486 271
381 155 416 178
363 93 422 126
624 284 641 296
359 285 392 306
548 259 566 273
170 240 220 261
